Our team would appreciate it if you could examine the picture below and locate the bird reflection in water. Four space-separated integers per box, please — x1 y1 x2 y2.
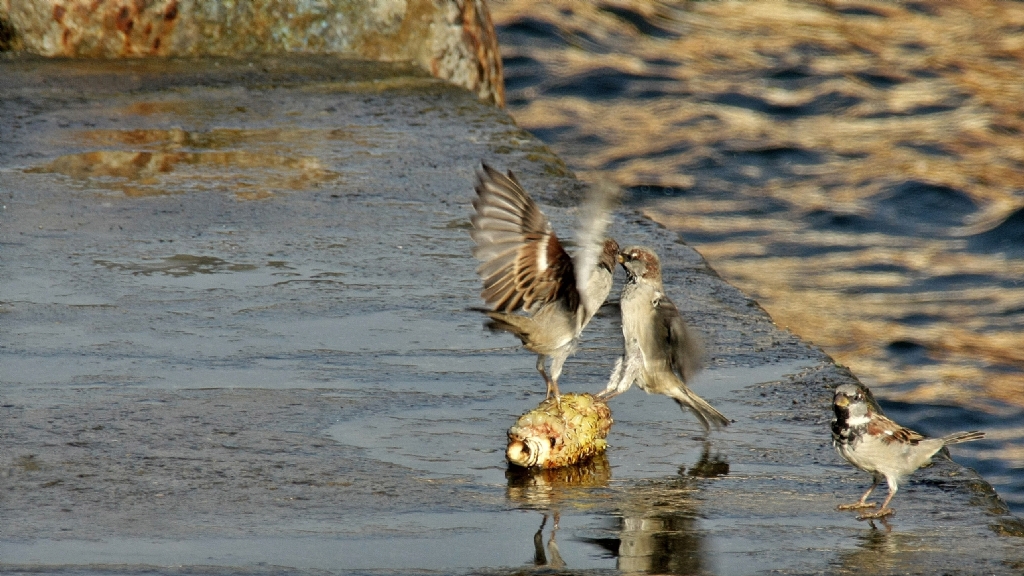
506 444 728 573
834 524 927 575
585 445 727 574
681 441 730 479
506 454 611 568
585 495 706 573
532 513 565 568
863 515 893 533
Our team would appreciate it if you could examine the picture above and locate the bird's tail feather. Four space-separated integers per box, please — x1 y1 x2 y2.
671 389 730 432
485 312 534 339
941 430 985 445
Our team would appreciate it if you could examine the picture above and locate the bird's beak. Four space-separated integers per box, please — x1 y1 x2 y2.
834 394 850 408
616 253 626 264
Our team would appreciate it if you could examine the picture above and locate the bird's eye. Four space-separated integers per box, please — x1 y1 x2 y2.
549 437 557 448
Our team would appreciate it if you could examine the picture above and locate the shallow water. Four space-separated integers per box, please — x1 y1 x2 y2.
492 0 1024 513
0 361 836 572
326 361 814 484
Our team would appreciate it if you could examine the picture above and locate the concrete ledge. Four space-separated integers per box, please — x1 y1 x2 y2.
0 55 1021 574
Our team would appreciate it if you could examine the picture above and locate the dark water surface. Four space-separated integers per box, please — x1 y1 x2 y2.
492 0 1024 512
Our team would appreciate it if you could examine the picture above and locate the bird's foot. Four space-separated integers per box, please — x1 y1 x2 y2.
857 508 894 521
866 516 893 532
544 393 562 412
544 377 561 399
545 381 561 408
838 501 877 511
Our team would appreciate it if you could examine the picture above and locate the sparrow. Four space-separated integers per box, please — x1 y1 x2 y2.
470 163 620 400
598 245 729 432
831 382 985 520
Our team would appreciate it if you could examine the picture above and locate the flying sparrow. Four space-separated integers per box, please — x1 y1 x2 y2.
832 382 985 520
598 245 728 432
470 163 619 400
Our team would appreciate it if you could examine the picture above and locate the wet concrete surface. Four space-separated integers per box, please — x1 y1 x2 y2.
1 55 1022 575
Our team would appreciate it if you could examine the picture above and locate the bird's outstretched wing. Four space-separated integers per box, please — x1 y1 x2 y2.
471 163 577 313
573 179 620 320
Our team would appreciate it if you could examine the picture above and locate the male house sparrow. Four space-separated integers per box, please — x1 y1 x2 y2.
832 383 985 520
598 246 729 432
470 163 619 400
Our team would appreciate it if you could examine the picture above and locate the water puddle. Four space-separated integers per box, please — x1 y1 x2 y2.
18 124 399 198
0 512 615 570
95 254 259 276
313 358 866 575
26 148 340 199
325 361 817 484
0 361 826 573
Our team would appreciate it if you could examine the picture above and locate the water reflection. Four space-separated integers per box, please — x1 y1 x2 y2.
25 128 342 198
506 445 726 573
583 477 708 575
505 453 612 507
681 441 729 479
94 254 258 276
596 512 704 574
531 513 566 568
828 528 987 576
592 446 726 574
507 457 610 569
837 529 902 575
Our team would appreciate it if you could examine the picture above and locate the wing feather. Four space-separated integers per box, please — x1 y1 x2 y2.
470 163 577 313
656 292 706 384
573 179 620 319
868 414 925 445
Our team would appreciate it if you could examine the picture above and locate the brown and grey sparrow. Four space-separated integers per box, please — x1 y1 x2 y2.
470 163 619 400
832 383 985 520
598 245 728 432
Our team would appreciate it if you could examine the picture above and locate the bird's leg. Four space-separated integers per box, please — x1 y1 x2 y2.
597 357 625 400
857 483 897 520
547 355 568 407
599 345 642 401
537 355 552 397
537 355 561 406
839 477 880 510
549 380 561 408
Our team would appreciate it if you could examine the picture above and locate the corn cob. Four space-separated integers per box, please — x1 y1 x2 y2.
506 393 613 469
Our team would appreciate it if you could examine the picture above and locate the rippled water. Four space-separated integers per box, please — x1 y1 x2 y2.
491 0 1024 512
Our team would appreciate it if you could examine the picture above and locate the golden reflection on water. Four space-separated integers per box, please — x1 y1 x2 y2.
646 203 1024 410
506 452 612 507
27 126 343 199
492 0 1024 413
